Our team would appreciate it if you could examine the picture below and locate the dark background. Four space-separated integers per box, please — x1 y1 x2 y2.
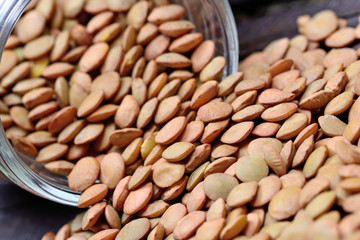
2 0 360 239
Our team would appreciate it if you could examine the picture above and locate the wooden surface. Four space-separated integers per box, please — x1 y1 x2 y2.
2 0 359 239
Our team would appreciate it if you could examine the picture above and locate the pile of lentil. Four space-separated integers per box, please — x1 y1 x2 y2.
1 0 360 239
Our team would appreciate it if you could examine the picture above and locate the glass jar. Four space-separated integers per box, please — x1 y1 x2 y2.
0 0 239 206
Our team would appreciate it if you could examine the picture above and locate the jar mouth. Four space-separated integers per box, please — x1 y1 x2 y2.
0 0 239 206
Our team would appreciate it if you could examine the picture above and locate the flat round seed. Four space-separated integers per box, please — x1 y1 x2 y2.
162 176 188 201
231 91 256 112
169 32 203 53
42 62 74 79
261 102 298 122
15 10 46 43
28 101 59 121
263 143 287 176
235 78 266 95
339 177 360 192
159 20 195 38
197 101 233 123
138 200 169 218
293 123 318 148
122 137 142 166
227 181 258 208
305 191 336 218
78 184 108 208
301 65 324 85
112 176 131 212
137 23 158 45
195 218 225 240
1 61 31 88
178 121 204 143
22 87 54 109
113 77 132 104
280 170 306 188
104 205 121 230
271 70 300 90
200 119 229 144
156 53 191 69
268 186 301 220
74 123 104 145
147 4 185 25
323 48 357 68
0 50 18 78
232 104 265 122
48 106 76 133
44 160 74 176
190 80 218 109
155 116 187 145
268 59 294 77
325 91 354 115
123 182 153 215
57 119 85 144
190 40 215 73
319 115 347 137
276 113 308 140
9 106 34 131
292 135 314 168
23 35 54 60
61 46 88 63
12 77 46 95
82 202 106 230
247 138 283 158
11 137 38 156
100 152 125 190
303 146 328 178
199 56 226 82
131 77 147 106
299 177 330 207
236 155 269 182
338 164 360 178
280 141 296 170
101 46 124 73
93 23 122 43
251 175 281 207
116 218 150 240
258 88 295 105
110 128 143 148
211 144 238 159
87 11 114 34
305 10 338 41
157 79 181 101
252 122 281 137
87 104 118 122
173 211 206 240
77 90 104 117
203 173 238 200
79 42 109 72
206 198 226 221
220 209 247 240
160 203 187 236
144 35 170 61
220 121 254 144
162 142 195 162
36 143 68 163
325 27 355 48
154 96 181 124
185 180 207 212
115 95 139 129
128 165 152 190
120 45 144 76
53 77 69 107
185 144 211 173
141 133 157 161
204 157 236 177
26 130 56 147
342 193 360 213
153 161 185 188
92 71 121 100
264 38 289 65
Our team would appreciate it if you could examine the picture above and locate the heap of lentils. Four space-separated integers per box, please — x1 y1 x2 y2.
0 0 360 239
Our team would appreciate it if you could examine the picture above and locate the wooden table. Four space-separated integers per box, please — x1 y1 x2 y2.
2 0 359 238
